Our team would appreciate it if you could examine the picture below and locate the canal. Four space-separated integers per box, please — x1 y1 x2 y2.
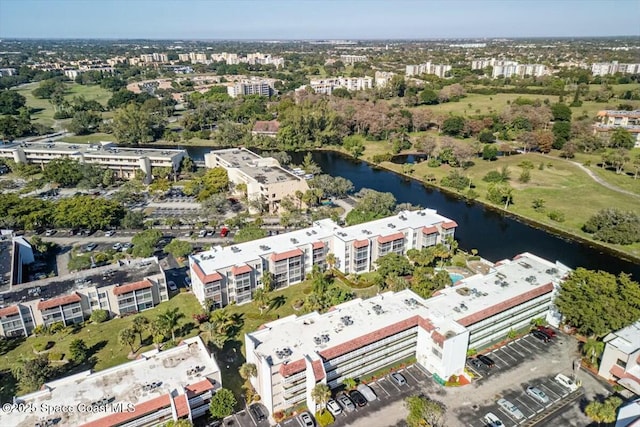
178 145 640 278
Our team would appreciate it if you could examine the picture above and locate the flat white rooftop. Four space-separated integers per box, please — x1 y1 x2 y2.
191 209 453 273
247 289 464 367
10 337 220 427
0 141 184 159
605 320 640 354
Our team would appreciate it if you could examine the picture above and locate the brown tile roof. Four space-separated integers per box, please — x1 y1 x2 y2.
312 359 325 381
610 365 640 384
422 226 438 235
192 262 223 284
457 283 554 327
174 394 189 418
279 359 306 377
252 120 280 134
353 239 369 248
185 378 216 396
442 221 458 230
271 248 303 262
418 316 436 332
0 305 19 317
431 330 446 348
37 293 81 311
377 232 405 244
312 241 325 250
231 265 253 275
81 394 171 427
112 280 152 296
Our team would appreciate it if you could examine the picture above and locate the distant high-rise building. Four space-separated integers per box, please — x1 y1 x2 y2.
340 54 368 65
405 62 451 78
227 79 275 98
592 61 640 76
300 76 374 95
374 71 396 88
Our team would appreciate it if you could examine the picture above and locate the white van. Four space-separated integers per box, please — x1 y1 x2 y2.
356 384 377 402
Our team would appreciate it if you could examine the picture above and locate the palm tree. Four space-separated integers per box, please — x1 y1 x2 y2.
311 383 331 411
582 338 605 367
199 321 216 343
131 315 149 345
342 378 357 390
211 308 234 336
261 271 274 292
325 253 336 271
118 327 137 354
239 363 257 381
253 288 270 314
157 307 183 342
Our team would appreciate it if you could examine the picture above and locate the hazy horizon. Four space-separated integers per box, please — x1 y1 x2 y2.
1 0 639 40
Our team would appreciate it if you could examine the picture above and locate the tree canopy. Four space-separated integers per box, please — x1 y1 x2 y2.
405 395 446 427
556 268 640 337
345 189 396 225
582 209 640 245
209 388 236 420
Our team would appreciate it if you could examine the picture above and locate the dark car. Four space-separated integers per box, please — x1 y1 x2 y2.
531 330 551 343
349 390 367 407
537 325 556 339
249 404 266 421
469 358 484 369
477 354 495 368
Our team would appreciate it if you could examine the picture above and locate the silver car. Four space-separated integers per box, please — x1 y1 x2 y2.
497 398 524 420
326 399 342 416
298 411 314 427
526 386 549 404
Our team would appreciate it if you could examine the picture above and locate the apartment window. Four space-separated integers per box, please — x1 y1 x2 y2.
615 359 627 369
431 347 442 359
423 233 438 247
354 246 368 272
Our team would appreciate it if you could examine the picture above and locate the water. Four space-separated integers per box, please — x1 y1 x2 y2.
175 145 640 279
449 273 465 284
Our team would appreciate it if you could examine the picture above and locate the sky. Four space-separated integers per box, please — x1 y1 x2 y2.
1 0 639 40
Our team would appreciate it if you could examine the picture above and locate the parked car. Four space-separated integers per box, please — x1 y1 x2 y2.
168 281 177 291
184 276 191 287
104 230 116 237
469 358 484 369
249 404 266 421
477 354 495 368
526 386 549 404
349 390 367 407
112 242 122 251
497 398 524 420
85 243 98 252
554 373 579 392
326 399 342 416
121 242 133 252
206 230 215 237
483 412 504 427
357 383 377 402
220 226 230 237
298 411 315 427
537 325 556 338
44 229 56 236
198 230 207 238
337 394 355 412
390 372 407 386
531 330 551 343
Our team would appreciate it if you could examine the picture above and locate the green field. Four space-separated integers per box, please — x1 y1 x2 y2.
12 82 112 130
60 132 116 144
0 293 202 397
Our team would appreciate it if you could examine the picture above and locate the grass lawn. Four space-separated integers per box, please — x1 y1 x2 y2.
0 293 202 396
60 132 116 144
362 141 640 260
13 82 112 130
413 93 561 117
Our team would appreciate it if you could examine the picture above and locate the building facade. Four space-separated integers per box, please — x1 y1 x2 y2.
405 62 452 78
598 321 640 395
7 337 221 427
189 209 457 309
0 141 185 179
301 76 374 95
594 110 640 148
245 252 569 416
203 147 310 214
340 54 368 64
227 79 275 98
0 257 168 337
592 61 640 76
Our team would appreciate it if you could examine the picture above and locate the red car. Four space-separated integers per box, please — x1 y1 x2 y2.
537 325 556 338
219 226 230 237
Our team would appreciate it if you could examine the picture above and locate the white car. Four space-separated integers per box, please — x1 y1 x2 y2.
526 386 549 404
326 399 342 416
104 230 116 237
554 373 579 392
298 411 314 427
44 229 56 236
497 398 524 420
483 412 504 427
112 242 122 251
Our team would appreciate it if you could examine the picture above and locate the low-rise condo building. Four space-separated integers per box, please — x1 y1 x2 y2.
598 320 640 395
245 252 569 416
189 209 456 309
594 110 640 147
8 336 221 427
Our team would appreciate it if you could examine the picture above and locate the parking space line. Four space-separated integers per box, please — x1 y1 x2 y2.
374 379 391 397
245 406 258 426
386 377 401 391
513 339 533 354
402 368 419 384
538 382 563 400
497 348 518 362
518 396 542 415
506 341 526 358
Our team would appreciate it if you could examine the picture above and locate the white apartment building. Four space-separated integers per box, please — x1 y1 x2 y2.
7 337 222 427
140 53 168 63
592 61 640 76
471 59 549 78
340 54 368 64
374 70 396 88
245 252 569 416
246 52 285 68
0 141 185 179
598 320 640 395
63 66 115 80
300 76 374 95
189 209 456 309
227 79 275 98
0 257 168 338
405 62 452 78
211 52 240 65
594 110 640 148
203 148 309 214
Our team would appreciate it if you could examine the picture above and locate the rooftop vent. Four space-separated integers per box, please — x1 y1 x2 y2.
231 247 241 253
403 298 418 307
545 268 559 275
519 262 532 269
399 215 407 220
372 304 384 315
340 316 354 326
460 303 468 311
290 238 298 244
453 306 461 313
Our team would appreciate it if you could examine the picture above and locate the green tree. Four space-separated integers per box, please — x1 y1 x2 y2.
234 226 267 243
482 144 498 161
43 158 84 187
163 239 193 259
89 309 109 323
585 396 623 425
54 196 124 230
122 211 145 229
197 167 229 200
0 90 26 114
131 315 150 345
419 89 438 105
375 253 414 279
69 338 89 363
158 307 184 342
112 103 159 145
551 103 572 122
345 189 396 225
311 383 332 410
582 338 605 367
118 327 137 354
478 129 496 144
556 268 640 337
13 355 52 392
405 395 446 427
253 287 271 314
342 377 357 390
239 363 257 381
442 116 466 136
609 128 635 149
209 388 236 420
131 229 163 257
552 121 571 149
67 110 102 135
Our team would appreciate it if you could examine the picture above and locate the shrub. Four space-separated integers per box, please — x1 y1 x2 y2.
192 313 209 324
48 352 64 361
583 209 640 245
441 170 471 191
482 170 504 183
547 210 565 223
371 153 392 164
90 309 109 323
273 411 285 422
426 158 442 168
315 409 335 427
518 169 531 183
